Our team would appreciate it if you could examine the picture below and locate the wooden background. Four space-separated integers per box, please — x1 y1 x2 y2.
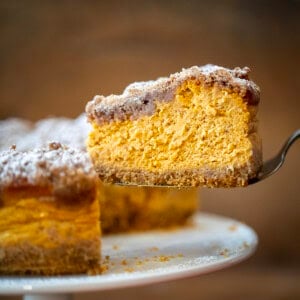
1 0 299 299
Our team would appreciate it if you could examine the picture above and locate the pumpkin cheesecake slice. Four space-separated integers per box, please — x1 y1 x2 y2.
86 65 262 187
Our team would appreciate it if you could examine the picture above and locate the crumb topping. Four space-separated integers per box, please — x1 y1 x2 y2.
86 64 260 125
0 143 97 196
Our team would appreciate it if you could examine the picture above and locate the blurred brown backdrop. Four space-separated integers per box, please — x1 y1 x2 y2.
1 0 299 299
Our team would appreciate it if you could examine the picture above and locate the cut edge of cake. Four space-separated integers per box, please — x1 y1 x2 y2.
0 143 101 275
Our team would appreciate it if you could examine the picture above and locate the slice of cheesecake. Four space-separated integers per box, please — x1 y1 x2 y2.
86 65 262 187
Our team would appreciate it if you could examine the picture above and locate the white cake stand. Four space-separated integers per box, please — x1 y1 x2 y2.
0 213 258 300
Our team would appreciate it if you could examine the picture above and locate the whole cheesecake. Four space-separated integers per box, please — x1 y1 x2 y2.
86 65 262 187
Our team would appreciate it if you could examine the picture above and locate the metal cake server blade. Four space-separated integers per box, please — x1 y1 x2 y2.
249 129 300 184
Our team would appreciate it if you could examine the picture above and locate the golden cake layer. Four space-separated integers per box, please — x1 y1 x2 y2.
0 143 101 275
86 65 262 187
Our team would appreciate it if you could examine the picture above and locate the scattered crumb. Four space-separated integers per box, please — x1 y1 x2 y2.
87 265 104 275
243 242 249 249
228 224 238 231
158 255 171 262
219 248 229 257
112 244 119 250
148 247 159 252
99 256 111 274
124 268 134 273
99 265 109 274
99 251 185 274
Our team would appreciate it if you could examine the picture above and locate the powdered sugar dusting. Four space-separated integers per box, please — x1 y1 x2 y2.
0 142 96 191
32 114 90 150
0 118 33 150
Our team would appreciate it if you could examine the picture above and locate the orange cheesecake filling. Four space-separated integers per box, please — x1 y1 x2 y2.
0 187 101 275
88 82 259 173
100 185 199 233
0 194 100 249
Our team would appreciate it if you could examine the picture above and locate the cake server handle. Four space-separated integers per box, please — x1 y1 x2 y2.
249 129 300 184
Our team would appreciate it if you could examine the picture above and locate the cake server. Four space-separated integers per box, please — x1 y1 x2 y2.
249 129 300 184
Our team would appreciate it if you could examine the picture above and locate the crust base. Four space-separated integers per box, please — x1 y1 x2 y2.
93 160 261 188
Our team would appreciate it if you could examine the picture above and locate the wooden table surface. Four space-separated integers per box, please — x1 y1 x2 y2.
0 1 299 299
